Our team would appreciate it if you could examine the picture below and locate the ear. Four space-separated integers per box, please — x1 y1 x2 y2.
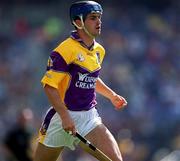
73 19 84 29
74 19 83 27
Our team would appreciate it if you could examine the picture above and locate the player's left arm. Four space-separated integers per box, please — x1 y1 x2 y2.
95 78 127 109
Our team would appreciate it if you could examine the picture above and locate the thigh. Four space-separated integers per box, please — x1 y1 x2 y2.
33 143 64 161
84 124 123 161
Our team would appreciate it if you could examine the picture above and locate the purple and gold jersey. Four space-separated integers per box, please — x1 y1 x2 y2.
41 31 105 111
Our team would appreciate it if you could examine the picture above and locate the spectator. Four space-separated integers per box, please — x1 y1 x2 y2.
4 108 34 161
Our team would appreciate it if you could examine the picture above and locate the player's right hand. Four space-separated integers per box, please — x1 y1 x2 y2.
61 114 76 136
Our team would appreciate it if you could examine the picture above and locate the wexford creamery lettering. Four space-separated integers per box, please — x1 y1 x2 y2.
75 72 98 89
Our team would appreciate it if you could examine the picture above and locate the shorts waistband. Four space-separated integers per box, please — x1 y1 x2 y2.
68 106 96 112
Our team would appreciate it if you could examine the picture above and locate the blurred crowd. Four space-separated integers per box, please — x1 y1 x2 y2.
0 0 179 161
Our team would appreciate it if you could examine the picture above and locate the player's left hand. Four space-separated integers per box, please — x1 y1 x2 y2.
110 94 127 110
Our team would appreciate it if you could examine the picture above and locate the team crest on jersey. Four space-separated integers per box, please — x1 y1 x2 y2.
96 52 101 64
77 53 85 62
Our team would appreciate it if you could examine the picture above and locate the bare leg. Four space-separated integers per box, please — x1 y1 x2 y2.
79 124 123 161
33 143 64 161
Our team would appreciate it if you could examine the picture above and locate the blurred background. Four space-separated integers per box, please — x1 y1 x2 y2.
0 0 179 161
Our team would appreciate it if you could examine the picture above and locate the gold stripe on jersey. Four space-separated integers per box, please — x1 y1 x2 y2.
41 70 71 104
54 37 105 72
41 70 66 89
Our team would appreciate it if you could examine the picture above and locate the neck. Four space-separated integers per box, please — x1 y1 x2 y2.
77 30 95 47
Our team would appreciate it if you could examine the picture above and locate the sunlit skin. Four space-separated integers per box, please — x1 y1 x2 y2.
84 13 102 37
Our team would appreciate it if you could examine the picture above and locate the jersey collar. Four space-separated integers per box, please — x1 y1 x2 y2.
70 30 95 51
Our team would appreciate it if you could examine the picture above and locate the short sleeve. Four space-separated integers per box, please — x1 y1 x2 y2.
41 50 71 89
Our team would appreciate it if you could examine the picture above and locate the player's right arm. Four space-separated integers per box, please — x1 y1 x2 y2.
43 84 76 135
41 45 76 135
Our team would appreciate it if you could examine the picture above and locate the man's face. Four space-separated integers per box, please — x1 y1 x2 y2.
84 13 102 37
